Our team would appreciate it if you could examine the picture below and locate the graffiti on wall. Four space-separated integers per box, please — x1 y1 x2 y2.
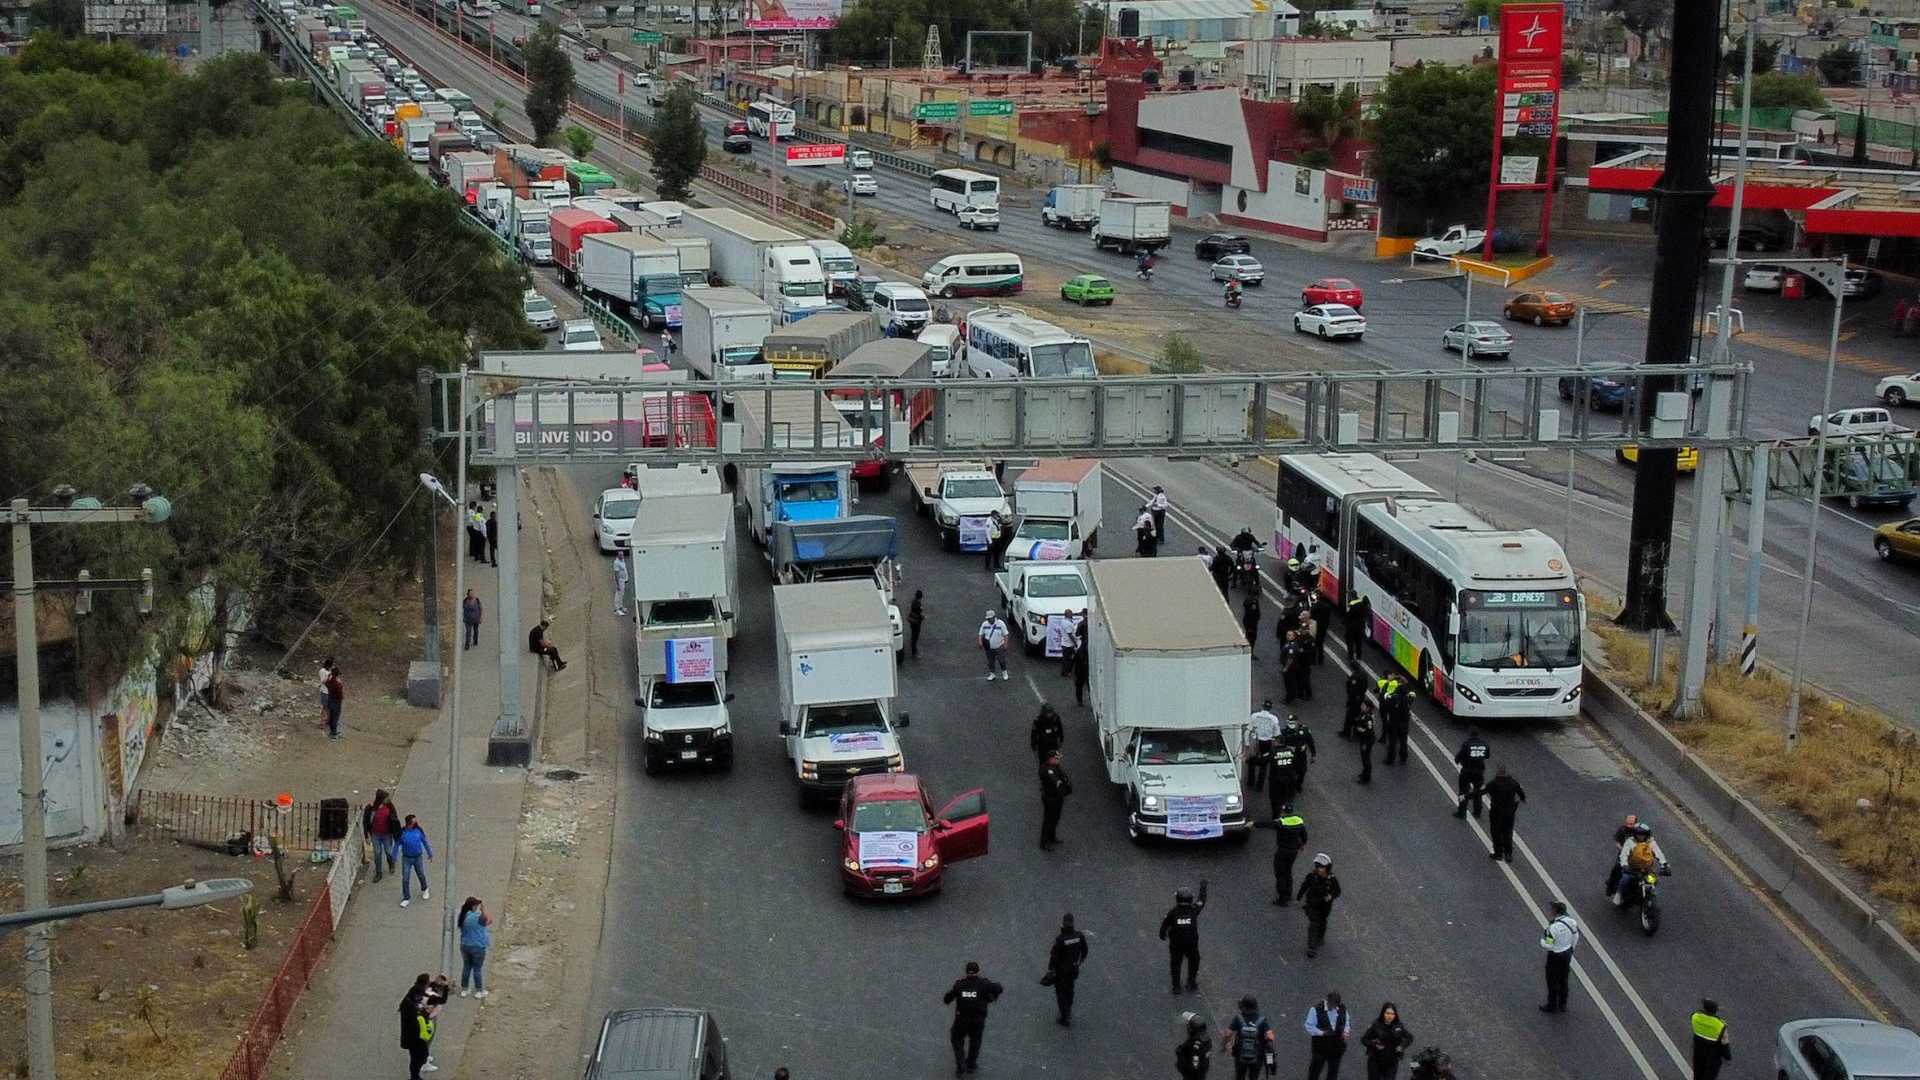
1328 217 1377 231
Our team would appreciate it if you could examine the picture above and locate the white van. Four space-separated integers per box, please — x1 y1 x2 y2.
920 252 1024 300
872 283 933 336
916 324 962 377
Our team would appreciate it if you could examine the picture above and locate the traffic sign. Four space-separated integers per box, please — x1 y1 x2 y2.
631 30 662 44
912 102 959 121
968 100 1013 117
786 143 846 167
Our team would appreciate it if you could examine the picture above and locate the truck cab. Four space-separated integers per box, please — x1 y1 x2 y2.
638 674 733 774
909 463 1010 549
510 197 552 264
995 561 1092 650
807 239 860 299
767 243 831 323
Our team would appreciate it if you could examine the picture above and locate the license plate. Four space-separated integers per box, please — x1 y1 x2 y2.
679 750 699 760
882 881 904 894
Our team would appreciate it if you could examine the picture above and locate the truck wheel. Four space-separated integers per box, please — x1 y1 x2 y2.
642 746 661 776
715 746 734 772
874 469 893 492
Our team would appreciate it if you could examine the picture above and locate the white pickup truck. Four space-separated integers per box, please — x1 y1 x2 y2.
995 560 1093 651
905 461 1011 550
1413 224 1488 260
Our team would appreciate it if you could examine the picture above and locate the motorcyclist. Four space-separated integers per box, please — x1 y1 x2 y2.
1611 822 1670 906
1230 527 1261 553
1136 250 1154 280
1224 278 1243 306
1229 527 1263 589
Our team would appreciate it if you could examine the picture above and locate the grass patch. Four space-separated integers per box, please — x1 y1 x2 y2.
1585 595 1920 939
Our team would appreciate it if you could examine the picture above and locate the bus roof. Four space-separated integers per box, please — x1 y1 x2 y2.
933 168 998 182
965 307 1082 346
1359 498 1572 588
1281 453 1436 500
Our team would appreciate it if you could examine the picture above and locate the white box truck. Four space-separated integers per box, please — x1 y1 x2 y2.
1091 196 1172 256
681 206 830 323
648 229 712 287
579 232 684 330
681 286 774 388
1087 559 1252 843
773 516 904 657
509 197 552 264
1009 458 1103 560
773 582 906 804
629 492 739 642
1041 184 1104 230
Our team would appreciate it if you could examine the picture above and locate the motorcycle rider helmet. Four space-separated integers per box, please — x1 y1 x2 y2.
1312 852 1332 867
1175 886 1195 905
1187 1015 1207 1036
1632 823 1652 840
1287 558 1301 570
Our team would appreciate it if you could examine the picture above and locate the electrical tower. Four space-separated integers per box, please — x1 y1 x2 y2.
923 25 942 79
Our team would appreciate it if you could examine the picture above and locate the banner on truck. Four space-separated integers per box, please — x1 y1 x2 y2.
1165 795 1225 840
745 0 842 30
957 516 992 552
785 143 846 167
664 637 716 683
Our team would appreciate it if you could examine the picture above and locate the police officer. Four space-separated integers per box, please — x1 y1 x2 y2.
1280 714 1317 792
1266 738 1301 818
1381 680 1412 765
1452 728 1491 819
1246 700 1281 790
1282 557 1306 593
1030 703 1065 761
1045 914 1089 1026
1039 750 1071 849
1176 1014 1213 1079
1210 545 1234 598
1241 591 1262 660
941 961 1003 1076
1689 999 1731 1080
1340 669 1368 739
1308 590 1334 665
1295 854 1343 959
1342 593 1372 658
1484 763 1527 862
1282 631 1313 704
1252 806 1309 906
1352 700 1377 784
1158 880 1209 994
1276 592 1303 640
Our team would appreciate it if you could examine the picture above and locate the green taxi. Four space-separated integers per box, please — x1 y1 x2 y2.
1060 273 1116 306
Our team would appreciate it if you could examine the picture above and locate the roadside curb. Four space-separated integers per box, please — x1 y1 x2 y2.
1581 665 1920 1024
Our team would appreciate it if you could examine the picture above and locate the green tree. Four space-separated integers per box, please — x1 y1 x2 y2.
650 84 706 201
1747 72 1825 110
1817 44 1860 87
1292 83 1361 149
1601 0 1670 39
1157 333 1204 375
1369 63 1497 219
826 0 1086 65
1723 37 1780 77
563 123 596 159
522 22 573 146
1464 0 1521 18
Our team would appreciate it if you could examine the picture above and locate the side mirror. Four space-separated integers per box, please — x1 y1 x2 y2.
832 819 846 830
724 693 736 703
1447 610 1461 637
896 713 911 728
778 721 794 737
634 697 645 707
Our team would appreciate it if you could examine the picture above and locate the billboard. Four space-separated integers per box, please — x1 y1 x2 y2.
744 0 842 30
84 1 168 33
1482 2 1564 258
785 143 845 167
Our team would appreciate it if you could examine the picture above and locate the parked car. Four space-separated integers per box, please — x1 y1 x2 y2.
593 487 643 553
835 773 989 898
1504 291 1577 326
722 133 752 153
1775 1018 1920 1080
1301 277 1362 310
1706 223 1786 251
1194 233 1251 260
1557 374 1634 411
1616 444 1700 473
1877 371 1920 407
1809 406 1905 438
844 172 877 196
1442 320 1513 359
957 205 1000 231
1292 304 1366 340
1874 517 1920 563
1743 264 1786 291
1209 254 1264 285
1060 273 1115 306
562 319 603 352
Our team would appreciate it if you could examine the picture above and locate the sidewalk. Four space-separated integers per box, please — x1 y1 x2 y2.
268 493 547 1080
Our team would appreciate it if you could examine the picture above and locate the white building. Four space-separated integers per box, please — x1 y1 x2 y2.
1111 0 1301 44
1242 37 1391 99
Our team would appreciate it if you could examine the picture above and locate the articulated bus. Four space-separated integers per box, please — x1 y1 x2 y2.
747 99 796 140
1273 453 1584 719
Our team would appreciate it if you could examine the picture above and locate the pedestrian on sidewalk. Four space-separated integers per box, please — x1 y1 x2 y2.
486 509 500 566
462 589 483 650
458 897 492 999
529 619 566 671
908 590 925 657
1303 990 1351 1080
400 975 435 1079
317 656 335 727
322 663 345 741
612 551 630 616
397 814 433 907
979 609 1010 681
362 789 401 882
466 502 487 562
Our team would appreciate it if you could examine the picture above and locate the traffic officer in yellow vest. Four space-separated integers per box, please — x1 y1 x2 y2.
1252 805 1309 906
1689 999 1731 1080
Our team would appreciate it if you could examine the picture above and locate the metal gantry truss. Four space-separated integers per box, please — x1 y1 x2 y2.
431 363 1757 469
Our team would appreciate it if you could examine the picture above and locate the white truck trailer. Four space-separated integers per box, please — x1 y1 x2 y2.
1009 458 1103 560
1091 196 1172 255
680 206 830 323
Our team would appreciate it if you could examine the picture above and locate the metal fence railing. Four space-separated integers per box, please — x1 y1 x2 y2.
127 789 349 853
218 880 335 1080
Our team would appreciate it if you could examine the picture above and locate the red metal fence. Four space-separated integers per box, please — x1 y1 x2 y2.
218 881 335 1080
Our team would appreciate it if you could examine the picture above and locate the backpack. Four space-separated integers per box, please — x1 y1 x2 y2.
1627 840 1656 873
1232 1014 1268 1063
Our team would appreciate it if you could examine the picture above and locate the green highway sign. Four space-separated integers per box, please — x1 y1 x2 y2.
631 30 662 43
968 99 1013 117
912 101 959 121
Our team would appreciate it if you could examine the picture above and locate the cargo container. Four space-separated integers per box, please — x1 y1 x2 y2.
580 233 684 330
548 208 621 286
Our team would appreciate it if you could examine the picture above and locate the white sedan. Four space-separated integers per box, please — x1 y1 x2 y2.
592 488 642 553
844 173 877 196
1209 254 1265 285
1443 320 1514 359
1876 371 1920 408
1293 304 1366 340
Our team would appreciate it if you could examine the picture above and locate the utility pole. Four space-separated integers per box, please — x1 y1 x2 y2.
417 369 442 667
1617 0 1721 631
11 488 173 1080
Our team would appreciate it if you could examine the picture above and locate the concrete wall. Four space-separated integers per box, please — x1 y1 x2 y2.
1222 159 1326 240
1113 164 1193 212
1387 32 1497 68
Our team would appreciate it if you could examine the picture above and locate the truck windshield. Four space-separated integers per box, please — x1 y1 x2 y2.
641 276 680 298
650 680 720 708
646 598 718 627
1026 573 1087 598
720 347 764 367
1018 520 1071 541
780 281 826 298
778 479 841 503
1137 730 1232 765
803 701 886 737
819 256 857 274
1458 592 1582 670
944 478 1002 500
1030 343 1096 377
851 798 926 832
523 220 549 235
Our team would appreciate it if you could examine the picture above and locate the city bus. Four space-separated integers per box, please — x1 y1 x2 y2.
434 87 474 113
1273 453 1584 719
929 169 1000 213
747 99 796 140
961 307 1096 379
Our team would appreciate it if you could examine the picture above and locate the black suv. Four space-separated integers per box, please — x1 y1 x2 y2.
586 1009 728 1079
1194 233 1252 260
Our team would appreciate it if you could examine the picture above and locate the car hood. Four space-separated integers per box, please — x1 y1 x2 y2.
799 731 899 761
942 497 1008 516
1135 762 1243 799
600 517 638 536
1015 593 1088 620
647 701 729 732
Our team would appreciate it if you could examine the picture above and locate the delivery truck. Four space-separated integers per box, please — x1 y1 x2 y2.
772 516 904 658
509 197 552 264
1091 196 1172 256
806 239 860 298
682 287 775 390
579 233 684 329
1087 559 1251 843
762 311 883 381
630 492 739 641
1009 458 1103 560
630 493 738 773
1041 184 1104 230
427 130 473 183
732 386 859 547
681 207 831 323
648 229 712 287
549 208 620 286
444 152 496 203
495 143 566 196
773 582 907 804
824 339 935 490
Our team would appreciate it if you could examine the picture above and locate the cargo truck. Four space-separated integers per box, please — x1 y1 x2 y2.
509 197 552 264
427 130 473 182
333 58 377 100
806 239 860 298
772 516 904 658
630 492 739 641
681 287 775 391
402 119 433 163
495 143 566 196
762 311 882 381
824 339 936 490
681 206 831 323
1087 559 1251 843
1041 184 1104 230
444 152 496 204
905 461 1010 550
649 229 712 287
579 233 684 329
565 160 616 196
1009 458 1103 560
1091 196 1172 256
732 387 858 547
549 208 620 286
773 582 907 804
630 493 738 773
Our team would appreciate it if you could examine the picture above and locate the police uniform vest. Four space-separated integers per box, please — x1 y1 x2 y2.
1690 1012 1726 1043
1271 744 1297 768
1353 713 1375 739
1462 741 1489 769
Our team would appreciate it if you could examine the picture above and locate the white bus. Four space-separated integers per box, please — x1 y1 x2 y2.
962 307 1096 379
1273 453 1584 719
747 99 796 140
929 168 1000 213
434 87 474 113
920 252 1024 299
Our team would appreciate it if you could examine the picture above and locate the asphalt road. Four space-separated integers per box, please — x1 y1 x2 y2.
566 459 1879 1079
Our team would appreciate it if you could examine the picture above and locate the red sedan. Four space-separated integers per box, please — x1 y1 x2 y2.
1302 277 1364 310
725 119 749 137
835 773 988 898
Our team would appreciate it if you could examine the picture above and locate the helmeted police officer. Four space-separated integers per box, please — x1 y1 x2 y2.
1452 728 1491 819
1177 1014 1213 1079
1279 714 1317 791
1379 677 1411 764
1352 701 1378 785
1252 806 1308 906
1158 880 1209 994
1039 750 1071 849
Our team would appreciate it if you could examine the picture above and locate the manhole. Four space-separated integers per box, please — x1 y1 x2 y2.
544 768 585 782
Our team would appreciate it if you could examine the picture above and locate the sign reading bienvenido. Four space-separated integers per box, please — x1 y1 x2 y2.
912 100 1016 121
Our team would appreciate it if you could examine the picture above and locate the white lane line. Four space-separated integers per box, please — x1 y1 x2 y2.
1107 466 1688 1079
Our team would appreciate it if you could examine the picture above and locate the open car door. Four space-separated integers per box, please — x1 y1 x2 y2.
933 788 990 864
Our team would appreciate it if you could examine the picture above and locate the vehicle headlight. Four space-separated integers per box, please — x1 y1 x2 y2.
1560 684 1582 703
714 721 731 737
843 859 860 873
887 755 904 772
938 510 958 525
1225 795 1241 807
644 729 663 742
800 762 818 779
1142 795 1161 810
922 855 940 870
1457 685 1483 705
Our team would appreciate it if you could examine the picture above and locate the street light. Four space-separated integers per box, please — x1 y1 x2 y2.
0 879 254 932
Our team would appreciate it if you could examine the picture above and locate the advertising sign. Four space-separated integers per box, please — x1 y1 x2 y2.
1485 3 1565 257
664 637 716 683
957 516 992 551
745 0 842 30
1500 156 1540 185
785 142 846 167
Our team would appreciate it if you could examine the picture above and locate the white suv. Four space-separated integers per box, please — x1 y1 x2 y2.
1809 407 1907 439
